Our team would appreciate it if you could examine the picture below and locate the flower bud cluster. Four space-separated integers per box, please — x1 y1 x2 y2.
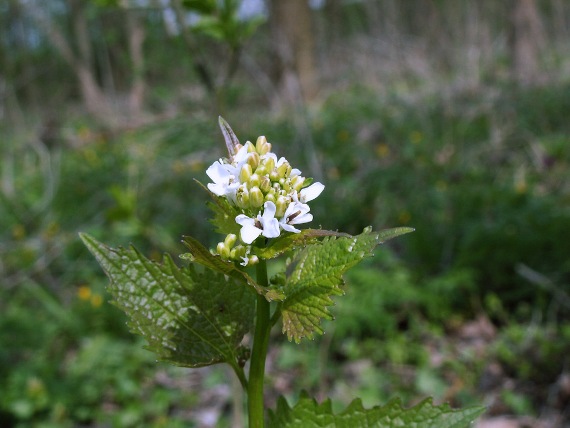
215 233 259 266
206 136 324 266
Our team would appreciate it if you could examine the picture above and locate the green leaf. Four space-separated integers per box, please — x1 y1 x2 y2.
256 229 351 260
193 17 226 41
280 227 414 342
181 235 285 301
182 0 217 14
268 392 485 428
194 179 242 236
257 227 413 261
207 196 242 236
80 233 255 368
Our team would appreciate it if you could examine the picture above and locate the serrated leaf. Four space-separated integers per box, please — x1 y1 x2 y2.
207 196 242 236
257 227 413 260
268 392 485 428
80 233 255 368
256 229 352 260
281 227 413 342
181 235 285 301
194 179 242 236
375 227 415 243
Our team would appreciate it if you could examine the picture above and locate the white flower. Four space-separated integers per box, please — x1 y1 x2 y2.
206 145 253 201
298 182 324 203
239 247 251 266
233 145 250 167
206 161 240 200
279 201 313 233
235 201 280 244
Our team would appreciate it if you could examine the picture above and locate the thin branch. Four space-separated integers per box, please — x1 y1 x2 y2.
170 0 215 93
516 263 570 310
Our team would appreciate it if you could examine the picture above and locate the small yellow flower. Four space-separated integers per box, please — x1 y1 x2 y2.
514 168 527 194
90 294 103 308
337 129 350 142
77 285 91 301
190 161 204 172
83 148 99 166
436 181 447 192
172 160 185 174
375 143 390 158
398 211 411 224
27 377 46 398
12 224 25 240
410 131 423 144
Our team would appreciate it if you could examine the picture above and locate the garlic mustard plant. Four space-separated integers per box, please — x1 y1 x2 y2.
206 131 324 260
80 117 484 427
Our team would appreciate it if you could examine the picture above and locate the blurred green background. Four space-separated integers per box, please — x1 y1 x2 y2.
2 1 570 426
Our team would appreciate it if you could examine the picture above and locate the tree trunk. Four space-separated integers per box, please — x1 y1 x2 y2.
509 0 546 85
125 8 146 118
22 0 111 119
269 0 318 105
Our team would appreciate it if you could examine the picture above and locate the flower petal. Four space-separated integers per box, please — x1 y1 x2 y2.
280 222 300 233
262 218 280 238
299 182 324 203
262 201 276 219
289 211 312 225
233 145 250 164
240 223 262 244
235 214 254 227
206 161 228 182
207 182 226 196
279 201 312 233
260 202 280 238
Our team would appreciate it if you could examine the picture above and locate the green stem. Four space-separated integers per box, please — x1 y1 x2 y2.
231 362 248 391
248 259 271 428
270 302 282 328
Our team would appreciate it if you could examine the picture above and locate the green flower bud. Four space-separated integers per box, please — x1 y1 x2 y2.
239 164 253 183
249 187 264 208
277 161 291 178
255 165 267 176
255 136 271 155
260 175 272 193
224 233 237 249
291 175 305 191
230 245 247 260
247 152 260 170
269 169 280 182
245 141 256 152
264 156 276 173
272 182 281 193
248 173 261 189
216 242 230 259
236 186 250 208
248 255 260 265
265 192 276 204
275 195 288 218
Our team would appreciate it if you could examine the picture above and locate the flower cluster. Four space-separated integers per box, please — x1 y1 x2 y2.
206 136 324 265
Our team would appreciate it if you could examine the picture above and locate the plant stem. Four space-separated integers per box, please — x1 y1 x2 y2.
248 259 271 428
231 362 248 390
